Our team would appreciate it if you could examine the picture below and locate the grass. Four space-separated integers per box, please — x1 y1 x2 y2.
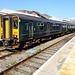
26 55 30 58
10 61 16 65
33 49 36 50
38 48 41 51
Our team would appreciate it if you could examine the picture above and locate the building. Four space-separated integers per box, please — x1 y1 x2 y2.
17 10 63 21
1 8 75 24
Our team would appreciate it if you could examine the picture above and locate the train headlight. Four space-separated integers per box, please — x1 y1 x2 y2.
13 35 17 38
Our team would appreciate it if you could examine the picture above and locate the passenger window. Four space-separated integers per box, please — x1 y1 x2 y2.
40 26 44 30
37 22 44 30
37 23 41 26
52 24 56 29
37 22 44 35
25 22 28 30
13 17 18 29
63 25 66 28
56 25 59 29
40 23 44 30
41 23 44 26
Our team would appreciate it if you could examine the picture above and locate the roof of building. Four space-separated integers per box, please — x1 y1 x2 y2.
32 11 52 19
32 11 67 22
0 8 40 18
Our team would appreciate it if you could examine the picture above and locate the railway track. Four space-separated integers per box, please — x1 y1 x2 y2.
0 33 71 60
0 33 74 60
0 33 74 75
0 50 20 59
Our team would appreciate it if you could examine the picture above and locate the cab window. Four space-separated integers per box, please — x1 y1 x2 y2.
1 18 3 28
13 17 18 29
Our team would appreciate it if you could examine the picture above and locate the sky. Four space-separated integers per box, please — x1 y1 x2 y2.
0 0 75 19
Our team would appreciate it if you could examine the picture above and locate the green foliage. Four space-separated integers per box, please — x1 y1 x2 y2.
26 55 30 58
10 61 16 65
38 48 41 51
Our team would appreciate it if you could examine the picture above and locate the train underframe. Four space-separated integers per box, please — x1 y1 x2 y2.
1 30 75 49
14 30 75 49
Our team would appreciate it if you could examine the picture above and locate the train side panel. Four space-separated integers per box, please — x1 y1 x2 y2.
19 19 48 42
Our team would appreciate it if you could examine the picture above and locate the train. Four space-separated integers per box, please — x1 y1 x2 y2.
0 10 75 48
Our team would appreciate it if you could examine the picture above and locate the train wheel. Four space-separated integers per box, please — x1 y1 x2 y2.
19 43 24 49
2 40 10 47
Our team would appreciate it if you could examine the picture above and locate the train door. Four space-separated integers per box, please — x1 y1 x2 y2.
5 19 9 39
66 24 67 31
29 22 33 37
46 23 50 34
2 16 12 39
60 24 62 31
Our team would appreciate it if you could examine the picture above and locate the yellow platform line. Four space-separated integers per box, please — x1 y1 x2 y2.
72 64 75 75
59 45 75 75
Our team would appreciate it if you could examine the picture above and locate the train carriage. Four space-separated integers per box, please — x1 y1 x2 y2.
0 14 19 46
0 13 75 48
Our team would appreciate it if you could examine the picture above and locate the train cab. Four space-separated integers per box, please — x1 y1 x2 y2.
0 14 19 46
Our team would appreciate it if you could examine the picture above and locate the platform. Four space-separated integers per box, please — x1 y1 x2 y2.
33 36 75 75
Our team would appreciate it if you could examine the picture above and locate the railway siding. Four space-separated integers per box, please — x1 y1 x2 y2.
0 33 74 74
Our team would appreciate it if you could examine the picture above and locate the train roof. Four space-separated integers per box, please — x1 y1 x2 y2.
0 8 75 25
63 20 75 25
13 13 67 25
1 13 75 25
0 8 66 24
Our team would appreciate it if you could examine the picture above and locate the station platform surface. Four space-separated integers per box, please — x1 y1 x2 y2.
33 36 75 75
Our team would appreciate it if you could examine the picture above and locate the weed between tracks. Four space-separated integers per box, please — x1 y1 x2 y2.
38 48 41 51
26 55 30 58
10 61 16 65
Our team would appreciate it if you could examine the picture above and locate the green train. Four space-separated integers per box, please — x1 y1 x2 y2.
0 13 75 48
